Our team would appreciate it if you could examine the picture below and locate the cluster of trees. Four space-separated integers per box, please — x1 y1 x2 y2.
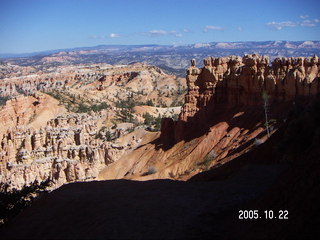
77 102 109 113
114 95 181 131
95 126 113 141
146 99 154 106
0 96 9 106
115 108 134 123
48 89 183 138
46 90 63 101
143 112 162 131
115 95 136 123
0 179 51 227
47 90 110 113
115 97 135 109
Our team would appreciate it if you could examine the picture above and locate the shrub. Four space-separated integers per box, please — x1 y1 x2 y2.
115 108 134 123
0 96 9 106
254 138 264 146
76 102 109 113
115 96 135 109
95 127 113 141
146 99 154 106
143 112 154 126
199 151 215 169
91 102 109 112
142 166 157 176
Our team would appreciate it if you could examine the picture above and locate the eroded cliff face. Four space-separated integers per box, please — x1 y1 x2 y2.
99 54 319 181
0 93 65 137
0 106 147 189
0 63 186 189
164 54 320 142
0 113 106 189
2 55 319 186
0 63 186 110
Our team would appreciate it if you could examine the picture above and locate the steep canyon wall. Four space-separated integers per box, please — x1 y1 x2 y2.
162 54 320 143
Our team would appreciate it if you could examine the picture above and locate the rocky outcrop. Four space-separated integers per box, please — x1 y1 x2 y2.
0 93 65 137
0 94 153 190
162 54 320 142
0 110 147 189
0 62 186 189
0 113 106 189
98 55 319 182
0 70 104 97
0 63 175 98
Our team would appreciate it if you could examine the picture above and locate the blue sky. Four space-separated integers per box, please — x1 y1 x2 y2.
0 0 319 53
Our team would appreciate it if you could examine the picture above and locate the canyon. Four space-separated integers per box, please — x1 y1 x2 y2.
0 52 319 239
0 63 185 189
1 53 320 189
1 53 319 191
99 54 320 181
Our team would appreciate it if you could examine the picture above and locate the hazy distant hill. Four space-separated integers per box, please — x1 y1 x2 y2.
2 41 320 76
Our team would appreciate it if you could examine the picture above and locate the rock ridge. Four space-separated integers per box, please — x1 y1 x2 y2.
162 54 320 142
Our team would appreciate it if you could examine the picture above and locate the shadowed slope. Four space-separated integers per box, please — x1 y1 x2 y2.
1 96 320 239
0 164 283 239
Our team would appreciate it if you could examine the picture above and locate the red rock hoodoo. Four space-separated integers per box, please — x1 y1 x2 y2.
161 54 320 142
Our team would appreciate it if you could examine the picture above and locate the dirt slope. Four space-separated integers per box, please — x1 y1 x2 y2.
98 103 286 181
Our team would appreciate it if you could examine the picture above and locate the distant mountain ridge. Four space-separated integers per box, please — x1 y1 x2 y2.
1 41 319 58
2 41 320 76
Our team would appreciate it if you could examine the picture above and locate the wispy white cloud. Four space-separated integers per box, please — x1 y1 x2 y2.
299 15 309 19
182 28 191 33
266 21 297 30
109 33 120 38
203 25 224 32
88 35 105 39
237 26 243 32
146 30 182 37
299 19 317 27
300 19 316 27
266 17 319 30
148 30 169 36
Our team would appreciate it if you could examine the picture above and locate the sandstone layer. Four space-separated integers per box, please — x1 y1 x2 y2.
169 54 320 142
99 54 319 181
0 100 151 189
0 63 185 189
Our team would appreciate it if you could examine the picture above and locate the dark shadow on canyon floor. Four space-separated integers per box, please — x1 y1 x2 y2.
0 163 284 239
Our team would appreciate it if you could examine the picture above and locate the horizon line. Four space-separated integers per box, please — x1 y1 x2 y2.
0 39 319 57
